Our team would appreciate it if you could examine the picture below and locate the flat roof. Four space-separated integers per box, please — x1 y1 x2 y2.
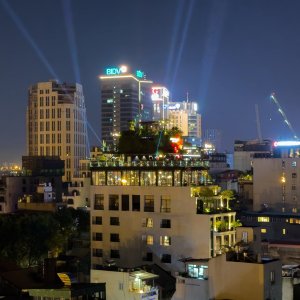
130 270 158 280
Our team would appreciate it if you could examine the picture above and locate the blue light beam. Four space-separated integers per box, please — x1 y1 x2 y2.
62 0 81 84
171 0 195 92
1 0 59 79
197 0 228 108
164 0 184 84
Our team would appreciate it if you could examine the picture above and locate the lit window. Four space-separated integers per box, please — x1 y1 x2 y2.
292 161 297 167
146 235 153 245
283 228 286 235
144 195 154 212
258 217 270 222
160 196 171 213
160 236 171 246
261 228 267 233
146 218 153 228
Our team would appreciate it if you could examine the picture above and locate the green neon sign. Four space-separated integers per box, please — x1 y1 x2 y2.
136 70 144 78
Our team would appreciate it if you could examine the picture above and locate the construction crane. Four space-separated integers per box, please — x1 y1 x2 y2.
270 92 299 140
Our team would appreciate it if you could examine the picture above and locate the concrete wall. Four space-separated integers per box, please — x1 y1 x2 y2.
253 158 300 212
172 276 209 300
209 255 282 300
90 186 213 274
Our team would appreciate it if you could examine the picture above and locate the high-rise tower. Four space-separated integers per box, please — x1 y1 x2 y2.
167 100 201 139
100 65 153 149
27 80 88 181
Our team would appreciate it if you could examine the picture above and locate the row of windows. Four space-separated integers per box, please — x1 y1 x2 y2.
39 146 72 160
250 216 300 223
93 233 120 242
92 170 207 187
39 133 71 144
38 121 70 132
39 89 50 95
92 249 172 263
261 228 287 235
94 194 171 213
142 235 171 246
92 216 171 228
92 232 172 246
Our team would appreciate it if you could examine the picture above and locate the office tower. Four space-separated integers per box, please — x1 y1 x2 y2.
27 80 88 181
100 66 153 148
151 86 170 123
167 101 201 139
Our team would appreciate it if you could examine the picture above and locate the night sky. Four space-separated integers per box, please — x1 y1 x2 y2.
1 0 300 163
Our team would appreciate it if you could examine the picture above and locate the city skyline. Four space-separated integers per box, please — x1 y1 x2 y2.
2 0 300 162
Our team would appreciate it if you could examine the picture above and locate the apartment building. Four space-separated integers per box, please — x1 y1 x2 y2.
90 158 236 274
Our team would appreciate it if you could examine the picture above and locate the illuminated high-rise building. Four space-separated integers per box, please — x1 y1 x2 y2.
151 86 170 123
27 80 88 181
100 66 153 148
167 101 201 139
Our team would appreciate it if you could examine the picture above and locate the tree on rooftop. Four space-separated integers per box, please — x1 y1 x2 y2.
220 190 236 209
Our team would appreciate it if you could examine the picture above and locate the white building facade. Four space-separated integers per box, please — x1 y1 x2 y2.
89 159 236 275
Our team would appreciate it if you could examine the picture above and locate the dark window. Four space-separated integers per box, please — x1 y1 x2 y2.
110 217 120 226
132 195 140 211
161 254 171 263
161 219 171 228
94 194 104 210
122 194 129 211
196 199 204 214
110 233 120 242
292 173 297 178
67 198 74 204
92 216 102 225
111 249 120 258
93 248 103 257
143 252 153 262
93 232 103 241
144 195 154 212
270 271 275 284
160 196 171 213
109 194 119 210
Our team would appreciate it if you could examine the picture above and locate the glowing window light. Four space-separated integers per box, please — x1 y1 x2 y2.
258 216 270 222
274 141 300 147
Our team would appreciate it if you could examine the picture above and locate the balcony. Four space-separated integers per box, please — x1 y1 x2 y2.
129 270 159 297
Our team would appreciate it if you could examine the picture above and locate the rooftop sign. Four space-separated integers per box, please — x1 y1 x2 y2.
105 65 128 75
151 87 169 101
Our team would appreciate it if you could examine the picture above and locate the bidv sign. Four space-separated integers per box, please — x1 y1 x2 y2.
105 65 128 75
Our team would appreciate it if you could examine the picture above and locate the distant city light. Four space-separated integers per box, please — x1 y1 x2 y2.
170 137 180 143
204 143 214 149
168 103 181 110
274 141 300 147
119 65 128 73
